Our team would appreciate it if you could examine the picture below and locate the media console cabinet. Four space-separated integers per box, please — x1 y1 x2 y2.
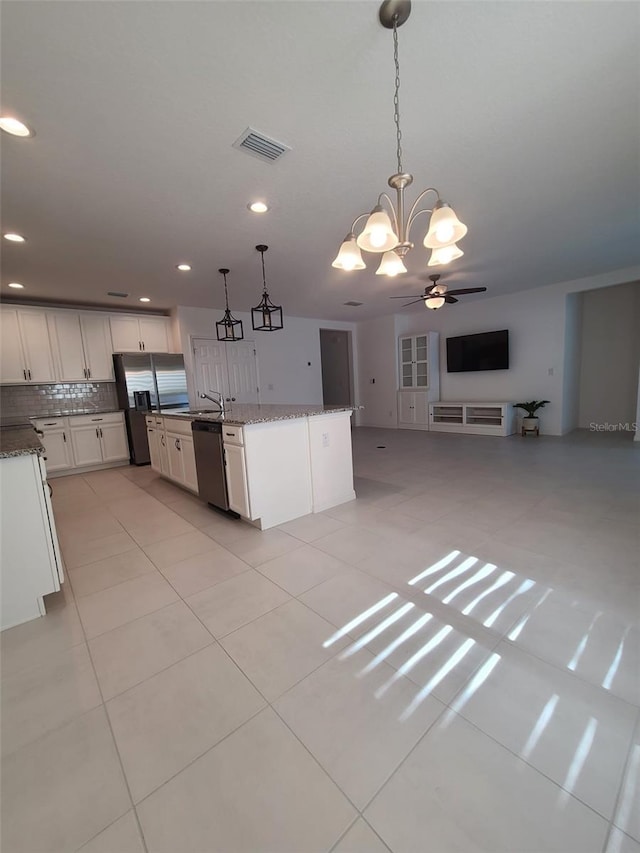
428 402 516 436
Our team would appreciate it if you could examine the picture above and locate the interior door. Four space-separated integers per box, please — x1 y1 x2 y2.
193 338 230 401
226 341 259 404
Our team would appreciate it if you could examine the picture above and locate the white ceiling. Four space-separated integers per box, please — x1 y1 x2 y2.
1 1 639 322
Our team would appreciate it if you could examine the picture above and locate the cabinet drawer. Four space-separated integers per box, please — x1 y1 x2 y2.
33 417 67 431
222 424 243 446
163 417 193 436
145 415 156 427
70 411 124 427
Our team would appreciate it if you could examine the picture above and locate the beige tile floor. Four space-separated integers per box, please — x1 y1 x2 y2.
1 427 639 852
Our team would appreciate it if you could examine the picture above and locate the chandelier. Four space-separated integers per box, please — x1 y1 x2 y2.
332 0 468 276
251 244 283 331
216 268 244 342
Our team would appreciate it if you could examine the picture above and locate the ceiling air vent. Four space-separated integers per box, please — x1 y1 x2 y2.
107 291 129 298
233 127 291 163
344 301 363 307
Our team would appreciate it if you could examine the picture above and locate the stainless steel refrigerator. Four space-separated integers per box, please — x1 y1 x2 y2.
113 353 188 465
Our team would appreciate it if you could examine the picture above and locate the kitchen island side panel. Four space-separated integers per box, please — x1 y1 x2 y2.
242 418 313 529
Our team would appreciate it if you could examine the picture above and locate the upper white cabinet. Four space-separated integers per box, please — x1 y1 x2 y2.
111 315 171 353
49 312 114 382
397 333 440 430
0 309 56 383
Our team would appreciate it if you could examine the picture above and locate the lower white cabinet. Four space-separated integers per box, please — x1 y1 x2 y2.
33 418 73 473
66 412 129 469
163 418 198 493
429 402 516 436
397 391 429 430
147 425 162 471
224 443 250 517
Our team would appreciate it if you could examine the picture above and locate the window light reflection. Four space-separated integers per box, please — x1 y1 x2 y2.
359 613 434 676
340 602 415 660
567 612 602 672
423 556 478 596
408 550 460 586
400 638 476 721
521 694 559 760
602 628 629 690
322 593 398 648
560 717 598 800
442 563 497 605
376 625 453 699
483 578 535 628
463 570 514 617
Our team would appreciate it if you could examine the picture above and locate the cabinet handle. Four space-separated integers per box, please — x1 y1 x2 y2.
161 435 165 446
87 368 91 379
91 418 103 422
28 369 32 380
96 428 100 438
44 422 56 426
100 428 103 438
83 368 86 379
63 432 67 442
23 369 27 380
231 397 236 402
141 341 145 351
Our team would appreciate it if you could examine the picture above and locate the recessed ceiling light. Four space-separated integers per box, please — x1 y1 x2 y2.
176 264 192 271
248 201 269 214
0 117 34 137
4 233 26 243
139 297 151 303
8 282 24 289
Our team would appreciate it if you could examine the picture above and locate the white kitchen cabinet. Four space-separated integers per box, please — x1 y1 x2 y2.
396 332 440 430
146 425 162 472
158 429 170 476
397 391 429 430
164 430 198 493
1 453 63 630
33 419 74 473
180 434 198 493
49 312 114 382
100 421 130 462
0 308 56 383
70 412 129 467
110 315 171 353
224 442 250 517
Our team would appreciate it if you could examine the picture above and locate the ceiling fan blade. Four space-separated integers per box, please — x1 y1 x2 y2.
401 299 426 307
444 295 459 304
389 295 424 299
444 287 487 296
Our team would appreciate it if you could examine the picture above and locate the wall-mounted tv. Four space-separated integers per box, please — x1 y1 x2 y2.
446 330 509 372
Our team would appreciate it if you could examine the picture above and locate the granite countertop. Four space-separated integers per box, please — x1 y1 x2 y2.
159 403 354 426
29 408 121 420
0 425 44 459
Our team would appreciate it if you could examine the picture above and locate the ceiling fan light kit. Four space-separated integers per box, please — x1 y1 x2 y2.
332 0 468 276
216 268 244 342
251 244 283 331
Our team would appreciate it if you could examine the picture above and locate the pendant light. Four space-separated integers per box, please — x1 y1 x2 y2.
251 244 283 332
216 268 244 341
332 0 468 276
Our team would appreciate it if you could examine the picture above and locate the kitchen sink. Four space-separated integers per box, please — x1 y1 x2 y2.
183 409 223 417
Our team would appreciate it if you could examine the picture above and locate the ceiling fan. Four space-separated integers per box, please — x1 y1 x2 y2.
389 274 487 310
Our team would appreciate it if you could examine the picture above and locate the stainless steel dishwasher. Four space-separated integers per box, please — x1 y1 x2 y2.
191 420 237 515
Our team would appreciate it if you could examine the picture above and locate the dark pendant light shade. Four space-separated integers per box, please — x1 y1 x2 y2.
216 268 244 341
251 244 283 332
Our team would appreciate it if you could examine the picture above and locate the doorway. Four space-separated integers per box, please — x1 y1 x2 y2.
192 338 259 405
319 329 354 407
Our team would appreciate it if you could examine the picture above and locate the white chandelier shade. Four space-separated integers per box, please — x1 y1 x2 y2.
375 250 407 276
331 233 366 270
423 202 468 249
427 241 464 267
356 206 399 253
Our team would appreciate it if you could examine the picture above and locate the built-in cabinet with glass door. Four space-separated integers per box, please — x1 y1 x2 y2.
397 332 440 430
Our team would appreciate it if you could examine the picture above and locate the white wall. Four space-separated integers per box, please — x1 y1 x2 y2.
397 287 567 434
577 282 640 428
357 266 640 437
174 306 359 410
356 314 401 428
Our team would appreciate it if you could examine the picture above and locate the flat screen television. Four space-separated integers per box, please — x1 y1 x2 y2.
446 329 509 372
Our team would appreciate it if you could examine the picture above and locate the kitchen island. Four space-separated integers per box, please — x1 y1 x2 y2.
0 423 64 629
152 404 356 529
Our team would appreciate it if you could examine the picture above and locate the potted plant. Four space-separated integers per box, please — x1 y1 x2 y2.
514 400 549 434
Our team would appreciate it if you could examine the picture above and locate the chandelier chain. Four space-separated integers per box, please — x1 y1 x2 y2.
222 272 230 309
260 251 267 293
392 15 403 175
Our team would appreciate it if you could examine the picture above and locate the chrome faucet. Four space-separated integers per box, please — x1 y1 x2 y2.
200 390 225 415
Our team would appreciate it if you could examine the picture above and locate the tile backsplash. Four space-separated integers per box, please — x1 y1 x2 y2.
0 382 118 418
